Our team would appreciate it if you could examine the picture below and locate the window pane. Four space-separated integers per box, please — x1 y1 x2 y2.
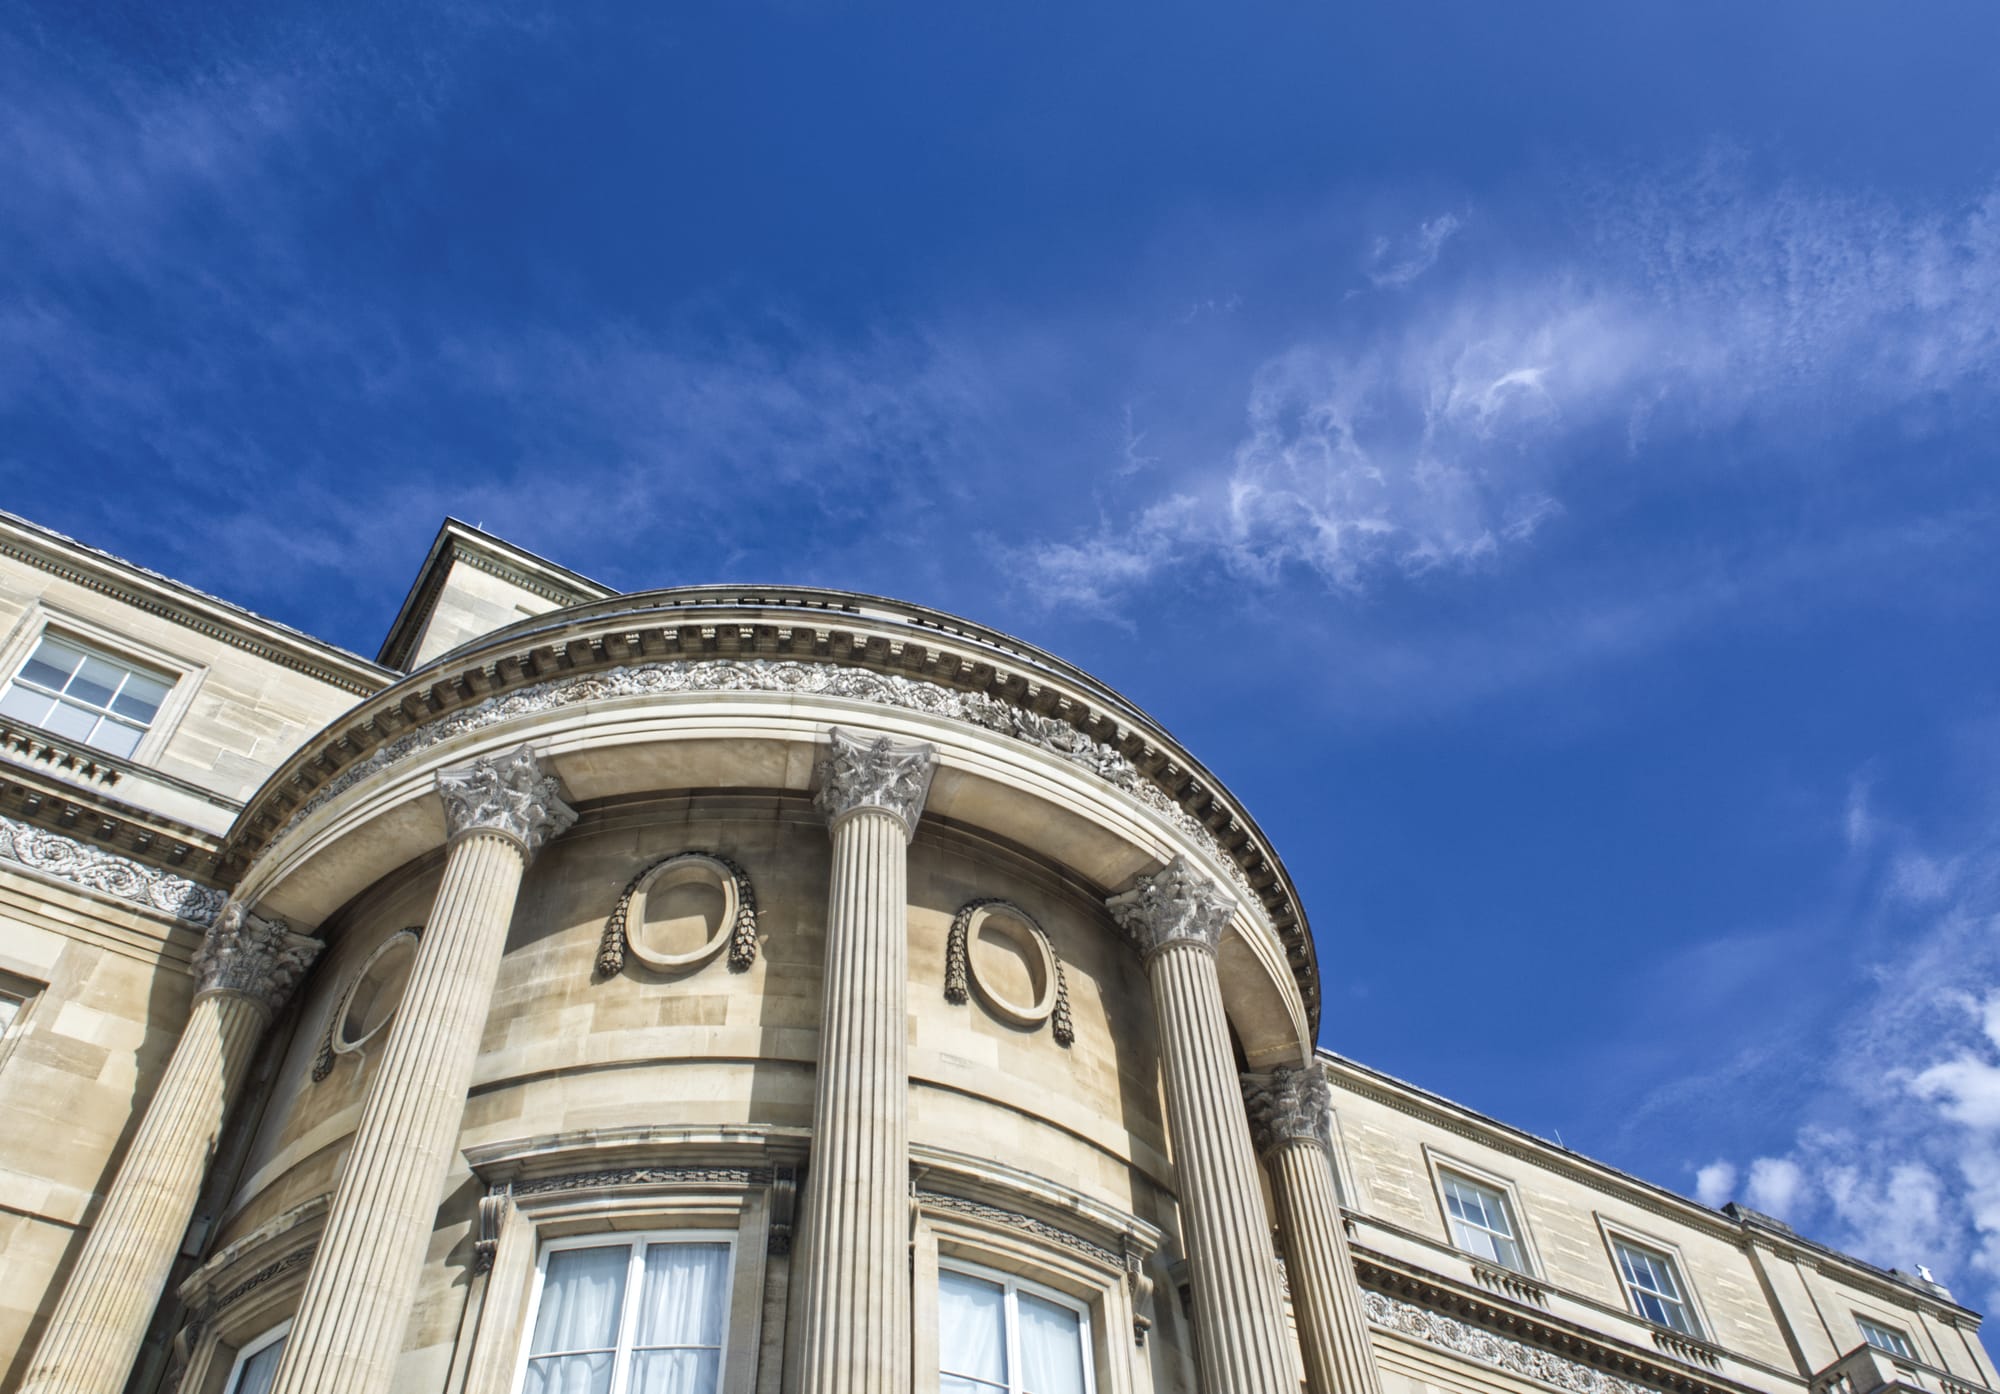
942 1378 1008 1394
633 1241 729 1348
1859 1319 1913 1358
627 1349 722 1394
531 1246 630 1356
0 684 55 726
68 655 125 709
112 672 170 721
42 700 99 742
1018 1292 1087 1394
939 1271 1008 1386
0 994 20 1034
91 720 144 758
22 638 82 686
523 1353 615 1394
230 1336 285 1394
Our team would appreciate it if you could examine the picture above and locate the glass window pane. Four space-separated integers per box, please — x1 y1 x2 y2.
0 994 20 1034
229 1336 286 1394
0 684 55 726
531 1246 630 1356
522 1352 615 1394
112 672 169 721
627 1348 722 1394
942 1378 1007 1394
42 700 99 741
23 638 82 685
91 720 143 758
634 1242 730 1348
939 1271 1008 1385
68 656 125 709
1018 1292 1087 1394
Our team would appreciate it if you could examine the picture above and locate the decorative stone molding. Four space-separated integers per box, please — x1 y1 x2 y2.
1241 1064 1334 1158
813 726 936 837
311 928 422 1082
1363 1291 1663 1394
434 743 575 857
514 1166 773 1197
249 660 1273 930
596 851 757 978
768 1166 799 1257
0 813 224 925
1105 855 1235 960
944 898 1074 1046
192 903 322 1015
473 1186 510 1276
916 1189 1125 1272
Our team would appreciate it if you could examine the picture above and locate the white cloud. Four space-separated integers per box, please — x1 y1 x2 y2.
1369 213 1463 289
1695 1160 1737 1208
1027 164 2000 612
1746 1157 1808 1220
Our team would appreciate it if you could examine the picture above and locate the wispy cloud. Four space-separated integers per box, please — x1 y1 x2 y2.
1368 213 1463 289
1024 161 2000 614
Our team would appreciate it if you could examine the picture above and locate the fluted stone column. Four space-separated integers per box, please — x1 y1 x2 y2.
268 744 573 1394
1244 1066 1385 1394
1108 856 1300 1394
21 905 318 1394
794 727 936 1394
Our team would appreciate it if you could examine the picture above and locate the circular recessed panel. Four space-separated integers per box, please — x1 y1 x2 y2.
964 903 1057 1028
627 854 738 971
333 929 419 1057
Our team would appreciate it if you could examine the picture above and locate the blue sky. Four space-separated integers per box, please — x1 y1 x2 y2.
6 0 2000 1321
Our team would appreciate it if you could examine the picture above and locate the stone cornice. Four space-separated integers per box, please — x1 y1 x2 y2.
0 751 228 881
375 519 615 671
0 510 388 697
225 598 1321 1026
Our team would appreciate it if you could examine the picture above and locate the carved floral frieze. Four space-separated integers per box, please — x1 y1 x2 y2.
0 813 224 925
1363 1291 1663 1394
249 660 1273 926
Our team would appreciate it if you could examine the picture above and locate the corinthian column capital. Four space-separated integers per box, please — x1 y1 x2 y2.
435 744 576 858
1106 855 1235 961
813 727 937 839
1242 1065 1335 1159
192 903 322 1016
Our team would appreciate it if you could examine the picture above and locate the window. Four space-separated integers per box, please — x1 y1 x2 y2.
938 1261 1093 1394
1440 1171 1529 1273
518 1234 732 1394
222 1323 288 1394
0 990 22 1037
1613 1240 1698 1336
1857 1317 1917 1360
0 633 173 759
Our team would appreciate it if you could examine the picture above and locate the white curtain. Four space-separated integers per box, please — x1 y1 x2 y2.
939 1270 1008 1393
626 1242 730 1394
229 1336 285 1394
1017 1292 1085 1394
524 1245 629 1394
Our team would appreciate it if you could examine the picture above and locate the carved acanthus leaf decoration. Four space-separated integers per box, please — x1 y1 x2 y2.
0 814 224 925
193 902 322 1015
1105 854 1235 960
1241 1064 1334 1158
435 744 576 857
813 727 936 836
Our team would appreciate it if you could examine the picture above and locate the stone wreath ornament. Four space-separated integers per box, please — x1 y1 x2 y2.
312 926 423 1082
945 898 1075 1047
596 850 759 978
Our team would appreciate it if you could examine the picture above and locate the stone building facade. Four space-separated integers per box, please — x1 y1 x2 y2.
0 509 1991 1394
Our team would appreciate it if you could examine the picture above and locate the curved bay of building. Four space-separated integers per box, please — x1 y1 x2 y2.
0 514 1992 1394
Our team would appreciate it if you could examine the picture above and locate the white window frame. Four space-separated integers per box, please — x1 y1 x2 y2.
1605 1230 1702 1338
512 1228 738 1394
1856 1315 1917 1360
0 607 203 766
936 1255 1098 1394
1423 1149 1541 1278
1438 1170 1530 1274
220 1319 290 1394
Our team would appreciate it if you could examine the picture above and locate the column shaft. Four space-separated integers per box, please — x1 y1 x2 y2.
268 830 527 1394
1150 942 1299 1394
20 993 268 1394
794 806 911 1394
1271 1138 1383 1394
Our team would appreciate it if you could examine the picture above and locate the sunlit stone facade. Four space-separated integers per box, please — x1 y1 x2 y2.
0 512 1993 1394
